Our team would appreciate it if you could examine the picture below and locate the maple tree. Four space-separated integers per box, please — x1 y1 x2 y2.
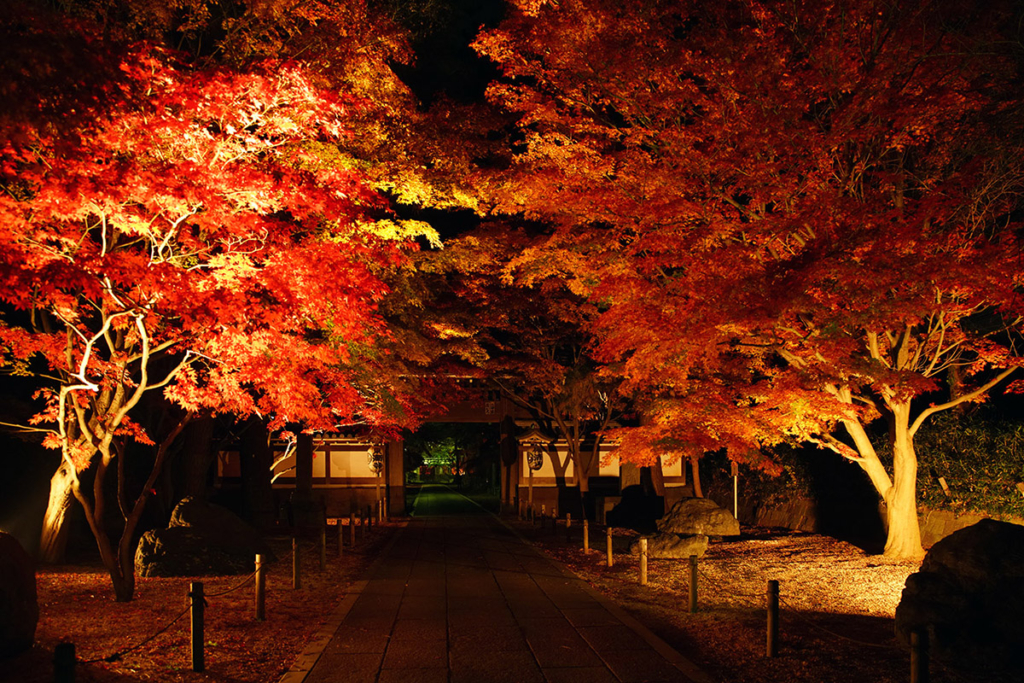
390 223 627 504
475 0 1024 558
486 288 625 501
0 1 440 599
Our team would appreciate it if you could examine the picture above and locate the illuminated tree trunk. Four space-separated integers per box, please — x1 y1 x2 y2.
39 461 76 563
841 400 924 561
882 402 925 559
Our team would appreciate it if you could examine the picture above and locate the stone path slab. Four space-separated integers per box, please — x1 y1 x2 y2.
282 485 713 683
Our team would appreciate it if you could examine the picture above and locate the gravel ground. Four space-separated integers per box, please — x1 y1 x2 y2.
517 518 1020 683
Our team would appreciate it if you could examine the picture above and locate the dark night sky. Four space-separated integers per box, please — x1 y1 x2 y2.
389 0 505 105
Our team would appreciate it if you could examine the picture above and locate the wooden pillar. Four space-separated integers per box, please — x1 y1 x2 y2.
620 462 641 490
386 440 405 516
240 418 275 530
295 434 314 501
291 433 318 527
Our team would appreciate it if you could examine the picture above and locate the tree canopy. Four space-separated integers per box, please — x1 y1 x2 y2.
1 0 1022 582
475 0 1024 557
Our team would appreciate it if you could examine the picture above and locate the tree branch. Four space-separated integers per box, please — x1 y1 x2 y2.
910 366 1018 437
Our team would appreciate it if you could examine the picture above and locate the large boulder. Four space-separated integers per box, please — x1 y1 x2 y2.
630 533 709 559
136 498 273 577
658 498 740 537
894 519 1024 671
0 532 37 657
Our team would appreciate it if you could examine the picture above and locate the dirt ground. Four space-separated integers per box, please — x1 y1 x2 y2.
517 517 1019 683
7 521 396 683
8 513 1021 683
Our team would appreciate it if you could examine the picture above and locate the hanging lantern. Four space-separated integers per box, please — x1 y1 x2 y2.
368 443 384 475
527 443 544 471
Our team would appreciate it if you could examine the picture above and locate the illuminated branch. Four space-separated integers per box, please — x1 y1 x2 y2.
809 433 865 462
909 366 1018 437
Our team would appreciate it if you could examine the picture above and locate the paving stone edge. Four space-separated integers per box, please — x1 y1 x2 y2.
478 498 717 683
275 521 408 683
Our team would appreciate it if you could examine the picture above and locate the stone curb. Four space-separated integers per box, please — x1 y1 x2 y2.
480 498 717 683
275 521 408 683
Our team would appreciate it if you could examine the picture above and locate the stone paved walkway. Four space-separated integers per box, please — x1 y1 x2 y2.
286 485 712 683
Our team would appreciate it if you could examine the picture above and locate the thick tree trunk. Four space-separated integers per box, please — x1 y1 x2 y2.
883 403 925 560
70 459 136 602
39 460 76 563
689 455 703 498
620 462 641 489
842 403 925 561
181 415 216 501
650 458 666 496
240 419 275 530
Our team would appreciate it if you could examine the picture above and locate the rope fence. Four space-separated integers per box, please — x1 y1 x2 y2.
77 605 191 665
58 514 392 682
529 515 945 683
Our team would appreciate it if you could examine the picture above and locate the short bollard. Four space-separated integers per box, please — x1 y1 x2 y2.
366 505 373 531
255 554 266 621
54 641 75 683
566 512 572 542
541 504 546 528
689 555 698 613
606 527 614 567
358 511 365 540
337 520 344 558
350 512 356 546
292 537 301 589
319 526 327 571
767 579 779 657
583 519 590 552
911 629 929 683
190 581 205 672
639 537 648 585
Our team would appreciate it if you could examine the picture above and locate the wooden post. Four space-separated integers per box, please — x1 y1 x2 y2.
911 629 929 683
319 525 327 572
686 555 699 613
366 505 373 531
528 467 534 515
606 527 614 567
350 512 356 547
292 537 301 590
583 519 590 552
190 582 205 672
731 460 739 520
255 554 266 621
767 580 779 657
566 512 572 542
337 519 344 558
54 642 75 683
639 537 648 585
